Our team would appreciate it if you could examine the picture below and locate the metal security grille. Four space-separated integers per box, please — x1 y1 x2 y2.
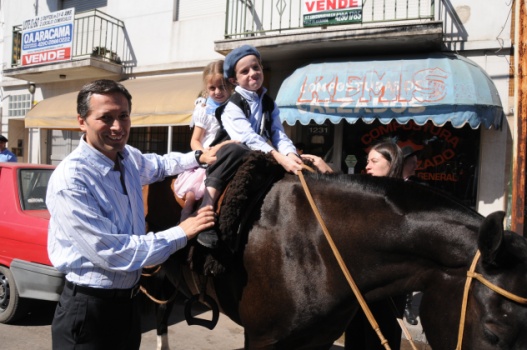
128 126 192 155
171 126 192 153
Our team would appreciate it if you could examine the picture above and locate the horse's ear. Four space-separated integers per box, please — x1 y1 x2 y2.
478 211 506 267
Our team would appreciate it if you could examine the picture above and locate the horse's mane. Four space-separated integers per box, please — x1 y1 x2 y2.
216 153 482 258
304 171 482 221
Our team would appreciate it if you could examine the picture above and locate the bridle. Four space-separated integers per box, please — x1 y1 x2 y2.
456 250 527 349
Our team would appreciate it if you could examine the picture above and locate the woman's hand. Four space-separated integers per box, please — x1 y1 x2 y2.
301 154 333 174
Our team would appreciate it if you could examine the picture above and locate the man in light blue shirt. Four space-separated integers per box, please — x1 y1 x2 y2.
0 135 17 162
46 79 225 350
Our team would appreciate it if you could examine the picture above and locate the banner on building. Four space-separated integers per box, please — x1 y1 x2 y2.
303 0 363 27
21 8 75 66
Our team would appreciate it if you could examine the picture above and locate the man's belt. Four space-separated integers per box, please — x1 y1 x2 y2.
65 280 140 299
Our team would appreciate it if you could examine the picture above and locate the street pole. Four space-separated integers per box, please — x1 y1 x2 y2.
511 0 527 235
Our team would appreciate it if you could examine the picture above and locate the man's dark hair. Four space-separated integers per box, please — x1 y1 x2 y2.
77 79 132 119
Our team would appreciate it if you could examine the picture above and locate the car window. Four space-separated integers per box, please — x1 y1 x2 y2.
19 169 54 210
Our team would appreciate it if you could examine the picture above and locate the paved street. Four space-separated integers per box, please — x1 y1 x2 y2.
0 295 429 349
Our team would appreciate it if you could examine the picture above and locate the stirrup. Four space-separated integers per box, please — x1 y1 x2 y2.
184 277 219 330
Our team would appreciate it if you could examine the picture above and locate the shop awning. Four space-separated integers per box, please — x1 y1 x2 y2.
25 73 202 129
276 53 503 129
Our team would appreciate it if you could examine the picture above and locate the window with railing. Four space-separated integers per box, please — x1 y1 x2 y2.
224 0 435 39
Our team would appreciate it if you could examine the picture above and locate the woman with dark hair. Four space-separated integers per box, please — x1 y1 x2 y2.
346 140 405 350
365 141 403 178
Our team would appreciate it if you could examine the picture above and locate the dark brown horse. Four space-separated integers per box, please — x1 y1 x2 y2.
143 155 527 350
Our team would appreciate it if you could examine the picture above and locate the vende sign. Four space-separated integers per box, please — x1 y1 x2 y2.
22 47 71 65
303 0 363 27
20 8 75 67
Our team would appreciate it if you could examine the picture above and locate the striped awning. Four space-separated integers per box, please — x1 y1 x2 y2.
276 53 503 129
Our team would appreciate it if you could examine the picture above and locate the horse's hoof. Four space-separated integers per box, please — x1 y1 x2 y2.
404 308 418 326
197 229 219 249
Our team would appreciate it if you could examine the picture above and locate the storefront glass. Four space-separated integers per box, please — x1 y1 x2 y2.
298 120 480 208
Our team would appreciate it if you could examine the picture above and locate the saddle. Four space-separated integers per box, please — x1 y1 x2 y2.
189 150 284 275
217 150 285 251
181 151 284 329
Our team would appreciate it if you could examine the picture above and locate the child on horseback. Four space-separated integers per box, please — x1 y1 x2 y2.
172 60 232 220
196 45 304 249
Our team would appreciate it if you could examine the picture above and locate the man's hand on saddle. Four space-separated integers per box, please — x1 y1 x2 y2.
178 205 216 239
272 150 304 174
301 154 333 174
200 140 239 165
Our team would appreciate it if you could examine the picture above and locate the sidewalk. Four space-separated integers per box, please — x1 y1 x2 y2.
139 293 430 349
334 292 430 349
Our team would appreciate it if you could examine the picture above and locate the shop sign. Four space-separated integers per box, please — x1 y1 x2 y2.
21 8 75 66
303 0 363 27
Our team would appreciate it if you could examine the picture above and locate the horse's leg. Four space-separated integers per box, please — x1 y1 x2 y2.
149 266 178 350
155 301 174 350
345 296 405 350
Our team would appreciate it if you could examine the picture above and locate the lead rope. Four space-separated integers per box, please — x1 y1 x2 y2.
297 167 391 350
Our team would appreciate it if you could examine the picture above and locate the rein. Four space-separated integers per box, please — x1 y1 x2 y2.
297 167 392 350
456 250 527 349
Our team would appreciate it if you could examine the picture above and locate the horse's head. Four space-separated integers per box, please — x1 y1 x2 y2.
423 211 527 350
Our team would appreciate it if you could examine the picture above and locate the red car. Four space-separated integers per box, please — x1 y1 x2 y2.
0 163 64 324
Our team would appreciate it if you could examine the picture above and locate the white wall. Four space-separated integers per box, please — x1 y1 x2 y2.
104 0 227 69
451 0 513 215
441 0 512 43
458 53 512 215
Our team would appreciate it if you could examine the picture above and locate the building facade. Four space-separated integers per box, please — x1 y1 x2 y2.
0 0 518 227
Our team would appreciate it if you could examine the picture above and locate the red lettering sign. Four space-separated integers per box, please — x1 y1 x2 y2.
305 0 360 13
22 47 71 66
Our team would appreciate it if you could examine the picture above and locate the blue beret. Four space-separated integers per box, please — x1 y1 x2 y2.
223 45 261 79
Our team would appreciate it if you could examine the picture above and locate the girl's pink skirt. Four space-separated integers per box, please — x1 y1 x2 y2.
172 167 207 200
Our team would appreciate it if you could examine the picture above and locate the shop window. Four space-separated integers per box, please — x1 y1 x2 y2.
341 120 480 208
298 121 335 162
8 94 31 117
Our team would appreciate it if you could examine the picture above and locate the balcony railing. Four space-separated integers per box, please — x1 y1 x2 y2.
11 9 127 67
224 0 435 39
